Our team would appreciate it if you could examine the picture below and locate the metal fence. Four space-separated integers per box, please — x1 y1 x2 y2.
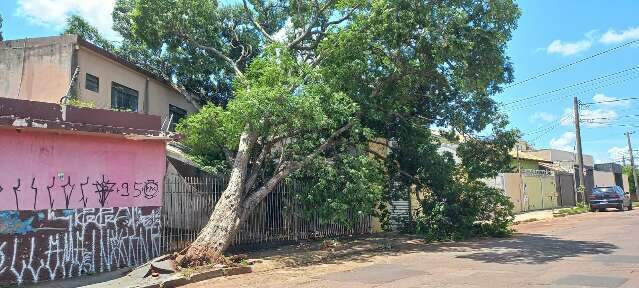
160 176 371 253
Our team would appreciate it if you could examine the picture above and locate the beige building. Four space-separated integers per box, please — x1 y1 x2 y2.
0 34 198 130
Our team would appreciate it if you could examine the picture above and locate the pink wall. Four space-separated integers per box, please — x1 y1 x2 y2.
0 129 165 210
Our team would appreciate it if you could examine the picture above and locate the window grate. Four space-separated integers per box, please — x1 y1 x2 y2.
85 73 99 92
111 82 138 112
168 105 187 131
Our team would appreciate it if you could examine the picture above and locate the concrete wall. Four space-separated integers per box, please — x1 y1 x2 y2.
76 47 197 119
0 35 75 102
0 129 166 285
623 175 631 193
594 170 616 188
526 149 594 167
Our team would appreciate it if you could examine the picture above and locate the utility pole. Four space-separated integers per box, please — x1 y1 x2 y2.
517 144 523 212
573 97 585 202
625 131 639 200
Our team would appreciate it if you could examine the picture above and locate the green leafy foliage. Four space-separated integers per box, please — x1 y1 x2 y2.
66 98 96 108
413 179 515 241
115 0 521 239
293 154 387 225
176 45 384 223
622 165 638 194
457 129 520 180
63 15 115 51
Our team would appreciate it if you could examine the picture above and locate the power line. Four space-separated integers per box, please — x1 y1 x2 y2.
502 70 639 112
581 113 639 123
579 96 639 106
501 65 639 107
502 40 639 90
522 115 571 136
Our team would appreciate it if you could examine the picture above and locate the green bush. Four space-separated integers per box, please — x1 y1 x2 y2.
66 98 96 108
413 181 514 241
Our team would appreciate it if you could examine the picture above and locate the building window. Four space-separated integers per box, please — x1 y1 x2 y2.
85 73 99 92
168 105 187 131
111 82 138 112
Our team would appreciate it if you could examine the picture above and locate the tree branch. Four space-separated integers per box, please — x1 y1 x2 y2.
175 31 244 77
298 122 354 167
240 122 355 221
244 141 274 194
242 0 276 43
365 148 414 180
288 2 359 50
287 0 334 49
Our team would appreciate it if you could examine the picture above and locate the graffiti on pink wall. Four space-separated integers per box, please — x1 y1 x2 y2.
0 130 166 211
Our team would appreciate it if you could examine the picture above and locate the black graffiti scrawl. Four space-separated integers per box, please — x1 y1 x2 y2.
143 180 160 199
0 176 162 210
93 175 116 208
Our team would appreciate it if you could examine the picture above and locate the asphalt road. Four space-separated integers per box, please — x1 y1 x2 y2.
189 209 639 288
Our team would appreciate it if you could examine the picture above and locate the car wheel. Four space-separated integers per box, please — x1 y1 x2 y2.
629 203 633 211
599 208 606 212
590 207 596 212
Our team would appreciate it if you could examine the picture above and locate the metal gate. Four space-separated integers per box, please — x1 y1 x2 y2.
556 172 576 207
160 176 372 253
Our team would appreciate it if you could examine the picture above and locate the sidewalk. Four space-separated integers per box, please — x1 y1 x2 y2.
514 209 555 224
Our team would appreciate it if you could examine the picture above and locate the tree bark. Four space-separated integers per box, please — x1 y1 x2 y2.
177 128 256 267
176 122 353 267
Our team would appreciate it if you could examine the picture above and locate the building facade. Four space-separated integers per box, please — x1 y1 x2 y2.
0 97 168 285
0 35 198 130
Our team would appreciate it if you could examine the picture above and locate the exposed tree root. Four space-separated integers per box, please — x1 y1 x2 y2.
175 245 232 268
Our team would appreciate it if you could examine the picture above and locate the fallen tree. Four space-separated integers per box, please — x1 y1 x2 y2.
111 0 522 266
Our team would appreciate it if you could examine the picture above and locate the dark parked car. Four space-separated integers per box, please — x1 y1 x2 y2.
589 186 632 212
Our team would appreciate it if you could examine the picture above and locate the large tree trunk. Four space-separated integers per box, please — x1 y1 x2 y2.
177 129 257 267
176 123 353 267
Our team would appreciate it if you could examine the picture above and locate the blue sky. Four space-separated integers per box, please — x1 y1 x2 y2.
2 0 639 164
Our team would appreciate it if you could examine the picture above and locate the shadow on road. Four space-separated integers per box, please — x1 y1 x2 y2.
454 233 618 264
245 232 618 268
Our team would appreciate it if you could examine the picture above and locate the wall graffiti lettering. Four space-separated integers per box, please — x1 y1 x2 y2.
79 177 90 208
12 179 20 211
0 176 162 211
61 177 74 209
0 207 162 285
30 179 37 210
93 175 116 208
143 180 159 199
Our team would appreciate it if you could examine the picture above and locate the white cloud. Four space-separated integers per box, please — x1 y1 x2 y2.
530 112 557 123
561 103 618 128
546 39 592 56
560 109 574 126
549 132 576 151
600 26 639 44
608 146 629 160
593 93 631 107
16 0 118 40
580 108 618 127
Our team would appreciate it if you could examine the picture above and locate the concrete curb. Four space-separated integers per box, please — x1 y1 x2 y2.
140 266 252 288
